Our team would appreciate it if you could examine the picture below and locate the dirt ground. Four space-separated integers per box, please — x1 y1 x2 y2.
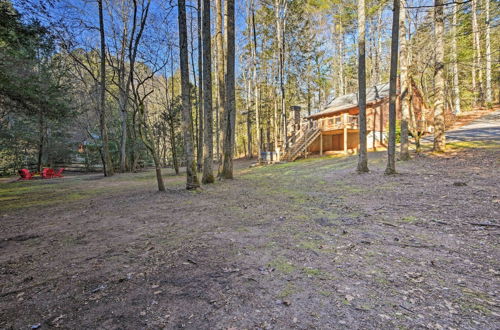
1 141 499 329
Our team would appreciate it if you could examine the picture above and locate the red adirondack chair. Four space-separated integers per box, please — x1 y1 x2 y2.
53 168 64 178
18 169 33 180
42 168 55 179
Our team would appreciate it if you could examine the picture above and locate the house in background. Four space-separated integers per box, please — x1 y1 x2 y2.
282 81 430 161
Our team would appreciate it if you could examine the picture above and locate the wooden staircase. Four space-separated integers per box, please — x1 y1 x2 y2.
282 126 320 162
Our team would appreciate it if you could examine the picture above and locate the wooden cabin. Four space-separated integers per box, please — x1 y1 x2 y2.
282 81 430 161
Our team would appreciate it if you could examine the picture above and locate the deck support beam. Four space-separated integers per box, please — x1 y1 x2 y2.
320 133 323 156
343 113 348 154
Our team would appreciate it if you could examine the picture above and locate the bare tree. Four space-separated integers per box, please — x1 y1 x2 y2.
178 0 200 189
107 0 151 172
131 72 165 192
215 0 225 167
451 0 461 114
201 0 214 183
471 0 483 107
357 0 369 173
98 0 113 176
251 0 261 162
275 0 288 151
221 0 236 179
485 0 492 105
385 0 400 174
196 0 203 172
433 0 446 152
399 0 410 161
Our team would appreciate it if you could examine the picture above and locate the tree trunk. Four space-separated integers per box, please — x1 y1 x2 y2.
433 0 446 152
471 0 483 107
274 0 287 150
97 0 113 176
399 0 410 161
37 112 44 173
214 38 220 163
215 0 225 168
197 0 204 173
251 0 261 162
338 16 345 95
357 0 369 173
190 7 199 172
119 95 128 172
246 78 253 159
485 0 492 105
153 153 166 192
169 119 179 175
178 0 200 189
221 0 235 179
375 7 383 86
202 0 214 184
452 1 461 114
385 0 400 174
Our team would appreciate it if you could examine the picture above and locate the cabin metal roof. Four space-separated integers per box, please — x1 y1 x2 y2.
307 83 390 119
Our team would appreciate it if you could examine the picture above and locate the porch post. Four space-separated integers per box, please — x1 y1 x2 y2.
320 133 323 156
373 107 377 150
343 113 348 154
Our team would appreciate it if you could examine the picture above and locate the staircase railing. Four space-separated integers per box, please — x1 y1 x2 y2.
283 125 320 161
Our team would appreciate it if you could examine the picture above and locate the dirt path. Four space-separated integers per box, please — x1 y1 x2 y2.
1 143 499 329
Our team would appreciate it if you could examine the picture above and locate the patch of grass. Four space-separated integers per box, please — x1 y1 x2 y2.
277 282 297 298
375 276 390 286
401 216 418 223
334 183 365 194
269 256 296 274
303 267 324 276
235 226 250 233
297 240 319 251
460 301 492 315
0 185 118 211
447 141 500 150
318 290 332 297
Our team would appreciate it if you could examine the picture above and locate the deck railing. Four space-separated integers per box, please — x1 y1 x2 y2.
318 114 359 131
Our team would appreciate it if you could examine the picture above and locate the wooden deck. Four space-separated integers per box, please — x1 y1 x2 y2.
283 114 361 161
317 113 359 132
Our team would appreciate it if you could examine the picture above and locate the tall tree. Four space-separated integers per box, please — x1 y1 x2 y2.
221 0 235 179
251 0 261 162
97 0 113 176
433 0 446 152
451 0 461 114
197 0 204 172
399 0 410 161
178 0 200 189
215 0 225 166
201 0 214 183
110 0 151 172
385 0 400 174
485 0 492 106
275 0 288 151
357 0 369 173
471 0 483 106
